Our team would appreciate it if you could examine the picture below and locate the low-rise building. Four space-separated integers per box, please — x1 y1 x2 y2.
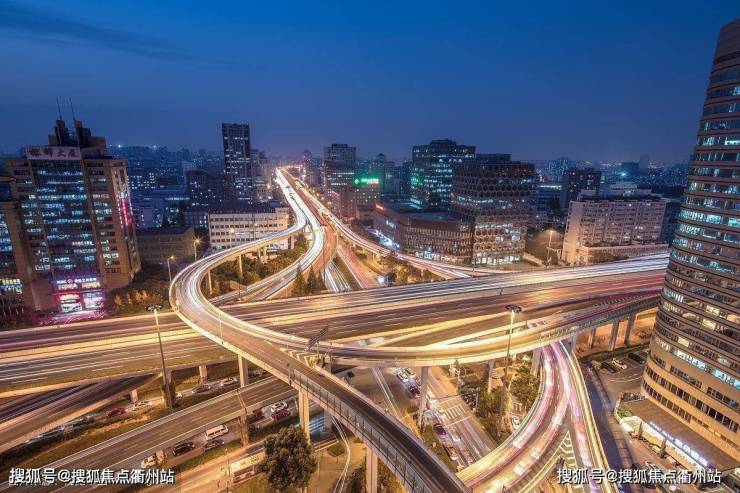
373 202 472 264
560 195 668 265
208 203 290 251
136 226 196 265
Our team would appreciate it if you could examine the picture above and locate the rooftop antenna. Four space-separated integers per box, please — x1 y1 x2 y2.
56 98 63 121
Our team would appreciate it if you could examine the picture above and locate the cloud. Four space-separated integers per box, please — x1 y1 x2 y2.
0 1 202 62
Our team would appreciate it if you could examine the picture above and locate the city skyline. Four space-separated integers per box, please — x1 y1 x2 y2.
1 1 739 161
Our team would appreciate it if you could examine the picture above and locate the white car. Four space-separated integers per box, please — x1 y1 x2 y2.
612 358 628 370
510 415 521 430
269 401 288 413
132 400 152 411
140 455 158 469
220 377 239 387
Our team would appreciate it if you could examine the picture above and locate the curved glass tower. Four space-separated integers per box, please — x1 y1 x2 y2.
642 18 740 467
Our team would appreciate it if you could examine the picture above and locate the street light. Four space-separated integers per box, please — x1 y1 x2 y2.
193 238 201 262
147 303 173 410
166 255 175 284
499 304 522 436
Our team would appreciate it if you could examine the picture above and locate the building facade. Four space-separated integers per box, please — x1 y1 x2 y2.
451 154 536 265
222 123 252 202
560 195 667 265
350 174 381 222
640 18 740 471
208 203 290 251
186 169 226 207
136 226 196 265
2 119 140 313
323 144 356 217
410 139 475 209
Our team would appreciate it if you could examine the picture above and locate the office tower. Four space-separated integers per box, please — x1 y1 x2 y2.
640 18 740 470
222 123 252 202
451 154 536 265
410 139 475 209
186 169 226 207
560 167 601 210
350 173 381 222
560 195 667 265
2 119 140 314
323 143 357 216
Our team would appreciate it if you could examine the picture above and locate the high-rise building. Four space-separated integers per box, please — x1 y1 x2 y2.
323 144 356 217
222 123 252 202
560 167 601 210
1 119 140 314
451 154 536 265
350 173 381 222
637 18 740 474
410 139 475 209
186 169 226 208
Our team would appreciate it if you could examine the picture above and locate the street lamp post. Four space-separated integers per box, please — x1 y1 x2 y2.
193 238 201 262
147 303 173 410
499 304 522 436
166 255 175 284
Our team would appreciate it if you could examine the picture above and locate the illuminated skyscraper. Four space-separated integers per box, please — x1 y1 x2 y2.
222 122 252 202
410 139 475 209
640 18 740 471
2 119 140 314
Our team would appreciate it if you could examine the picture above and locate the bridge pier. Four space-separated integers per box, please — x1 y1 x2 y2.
609 320 620 351
624 312 636 346
129 389 139 403
207 272 213 296
531 349 542 375
322 357 333 431
587 328 597 348
298 390 311 442
198 365 208 382
366 447 378 493
239 357 249 386
287 235 293 249
237 255 243 278
486 359 496 393
417 366 430 429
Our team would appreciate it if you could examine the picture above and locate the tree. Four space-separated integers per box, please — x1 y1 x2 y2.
510 363 540 411
294 233 308 250
306 268 319 294
260 426 317 492
291 265 306 297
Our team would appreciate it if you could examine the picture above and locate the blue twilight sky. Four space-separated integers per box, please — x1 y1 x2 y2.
1 1 738 162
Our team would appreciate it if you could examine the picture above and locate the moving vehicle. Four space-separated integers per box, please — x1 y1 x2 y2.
205 424 229 440
191 384 211 394
204 438 225 451
408 385 421 398
173 441 196 456
396 370 410 383
601 362 618 374
269 401 288 413
220 377 239 387
140 455 158 469
131 400 152 411
248 410 264 424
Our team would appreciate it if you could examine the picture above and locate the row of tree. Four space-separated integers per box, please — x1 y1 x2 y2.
290 265 327 297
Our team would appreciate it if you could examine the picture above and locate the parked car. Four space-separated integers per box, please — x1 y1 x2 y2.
271 408 291 421
204 439 225 452
248 410 264 424
408 385 421 398
601 362 618 374
131 400 152 411
172 441 196 456
628 352 646 364
106 407 127 418
612 358 628 370
140 455 158 469
205 424 229 440
396 370 410 383
433 423 447 437
269 401 288 413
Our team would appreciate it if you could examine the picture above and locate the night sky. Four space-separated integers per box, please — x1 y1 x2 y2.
1 1 738 162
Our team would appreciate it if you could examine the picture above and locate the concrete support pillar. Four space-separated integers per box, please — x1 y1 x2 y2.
609 320 620 351
198 365 208 382
237 255 243 278
239 357 249 387
366 447 378 493
417 366 430 429
298 390 311 442
486 359 496 394
570 333 578 350
207 272 213 296
588 328 597 349
322 357 333 431
129 389 139 403
287 235 293 249
239 415 249 446
531 349 542 376
624 312 636 346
